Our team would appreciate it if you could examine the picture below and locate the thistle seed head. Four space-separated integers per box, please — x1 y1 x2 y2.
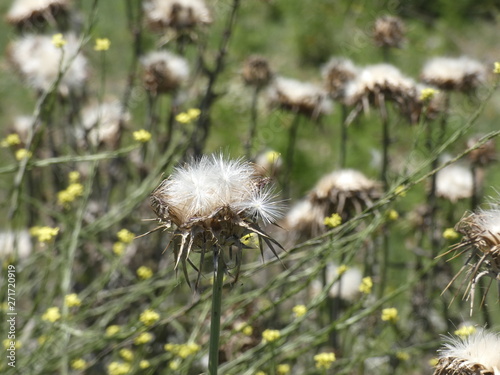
372 15 406 49
141 50 190 95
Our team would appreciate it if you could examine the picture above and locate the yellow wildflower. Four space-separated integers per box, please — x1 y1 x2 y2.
139 360 150 369
241 233 258 248
443 228 460 241
396 351 409 361
71 358 87 370
133 129 152 143
117 229 135 244
15 149 31 161
359 276 373 294
277 364 290 375
137 266 153 280
140 309 160 326
52 33 66 48
324 213 342 228
265 150 281 164
419 87 439 101
175 112 191 123
381 307 399 323
454 325 476 338
42 307 61 323
58 183 84 206
429 358 439 367
105 325 121 337
178 343 200 358
1 134 21 147
386 209 399 221
3 339 22 349
134 332 153 345
107 361 130 375
337 265 349 275
187 108 201 119
64 293 82 307
169 360 180 370
119 348 134 362
235 322 253 336
30 226 59 243
394 185 406 197
94 38 111 51
112 242 126 256
68 171 80 184
292 304 307 318
262 329 280 343
494 62 500 74
314 352 336 370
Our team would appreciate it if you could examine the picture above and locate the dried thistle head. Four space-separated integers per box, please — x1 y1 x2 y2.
266 76 333 119
399 84 445 124
143 0 212 33
141 51 189 95
467 136 496 167
433 329 500 375
372 15 406 49
421 56 487 92
281 199 326 242
147 154 284 285
321 57 359 101
7 0 71 30
242 55 273 89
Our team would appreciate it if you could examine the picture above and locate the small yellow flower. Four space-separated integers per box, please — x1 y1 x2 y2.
324 213 342 228
292 304 307 318
187 108 201 119
169 360 180 370
133 129 152 143
314 352 336 370
265 150 281 164
71 358 87 370
175 112 191 124
117 229 135 244
139 309 160 326
134 332 153 345
493 62 500 74
178 343 200 359
68 171 80 184
30 226 60 243
429 358 439 367
277 364 290 375
2 339 22 349
381 307 399 323
386 209 399 221
443 228 460 241
359 276 373 294
42 307 61 323
240 233 258 248
1 134 21 147
112 242 126 256
15 149 31 161
52 33 66 48
137 266 153 280
94 38 111 51
337 265 349 276
396 351 409 361
262 329 280 343
139 360 150 369
419 87 439 101
105 325 121 337
107 361 131 375
58 183 84 206
119 348 134 362
235 322 253 336
394 185 406 197
64 293 82 307
454 325 476 338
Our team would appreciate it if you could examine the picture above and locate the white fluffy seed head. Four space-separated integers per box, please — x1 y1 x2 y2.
7 33 88 96
144 0 212 31
321 57 359 99
421 56 487 91
7 0 70 26
436 162 473 202
313 169 380 199
327 264 363 302
141 51 190 94
438 329 500 374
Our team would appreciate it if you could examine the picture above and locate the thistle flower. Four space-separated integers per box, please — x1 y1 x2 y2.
372 15 406 49
321 57 359 101
6 0 71 30
7 33 88 97
421 56 487 92
141 50 189 95
435 162 473 202
144 0 212 32
242 55 273 89
266 76 333 119
433 329 500 375
147 153 284 283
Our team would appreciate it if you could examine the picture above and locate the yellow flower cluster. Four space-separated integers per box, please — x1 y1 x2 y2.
137 266 154 280
64 293 81 307
235 322 253 336
443 228 460 241
175 108 201 124
52 33 66 48
277 364 290 375
494 62 500 74
454 325 476 338
58 183 84 206
133 129 152 143
381 307 399 323
337 265 349 276
30 226 59 243
358 276 373 294
240 232 258 248
324 213 342 228
134 332 153 345
107 361 130 375
113 229 135 256
292 304 307 318
164 342 201 358
15 149 31 161
265 150 281 164
396 351 409 361
94 38 111 51
42 307 61 323
140 309 160 326
71 358 87 370
140 360 150 369
386 209 399 221
105 325 121 337
314 352 336 370
119 348 134 362
394 185 406 197
1 134 21 147
419 87 439 101
262 329 280 343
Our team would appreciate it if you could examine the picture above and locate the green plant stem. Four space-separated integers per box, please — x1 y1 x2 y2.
245 86 260 158
283 112 301 199
208 250 225 375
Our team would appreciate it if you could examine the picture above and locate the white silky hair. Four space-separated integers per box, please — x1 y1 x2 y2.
421 56 487 84
435 162 473 202
7 0 68 21
439 329 500 374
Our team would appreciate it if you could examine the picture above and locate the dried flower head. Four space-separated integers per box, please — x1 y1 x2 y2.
280 198 326 241
141 51 189 95
467 135 496 167
146 154 284 284
7 33 88 97
254 149 283 178
372 15 406 49
321 57 359 101
144 0 212 32
421 56 487 92
242 55 273 89
433 329 500 375
436 162 473 203
6 0 71 30
267 76 333 119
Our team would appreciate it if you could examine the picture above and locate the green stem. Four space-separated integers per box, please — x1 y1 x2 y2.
208 250 225 375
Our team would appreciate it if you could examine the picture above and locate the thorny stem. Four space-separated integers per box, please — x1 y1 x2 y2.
209 249 225 375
